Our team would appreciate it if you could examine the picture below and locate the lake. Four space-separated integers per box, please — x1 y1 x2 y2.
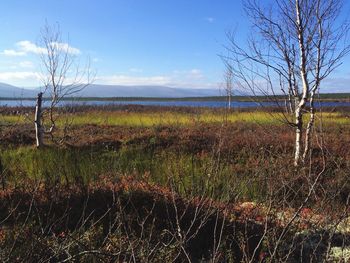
1 99 350 108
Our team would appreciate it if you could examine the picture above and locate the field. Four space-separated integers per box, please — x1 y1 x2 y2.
0 105 350 262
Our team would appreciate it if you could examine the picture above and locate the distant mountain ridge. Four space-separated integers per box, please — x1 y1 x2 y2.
0 83 39 98
0 83 221 98
79 84 222 97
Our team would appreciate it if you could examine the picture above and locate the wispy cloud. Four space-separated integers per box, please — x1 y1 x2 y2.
97 75 170 86
16 41 46 54
97 69 217 88
172 68 204 80
1 49 26 56
0 71 40 81
0 67 218 89
49 42 81 55
205 17 215 23
1 40 81 57
322 77 350 93
19 61 34 68
129 68 143 73
189 69 203 79
169 69 217 88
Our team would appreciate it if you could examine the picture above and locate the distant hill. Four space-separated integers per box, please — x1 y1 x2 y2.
1 83 348 101
79 84 221 97
0 83 37 98
0 83 221 98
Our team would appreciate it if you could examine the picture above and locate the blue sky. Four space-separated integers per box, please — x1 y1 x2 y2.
0 0 349 92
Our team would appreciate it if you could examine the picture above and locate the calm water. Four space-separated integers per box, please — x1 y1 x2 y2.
1 99 350 108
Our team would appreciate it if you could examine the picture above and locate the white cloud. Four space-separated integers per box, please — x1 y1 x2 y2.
96 69 218 89
97 75 171 86
19 61 34 68
1 49 26 56
16 41 46 54
190 69 201 74
0 71 41 87
188 69 203 79
0 68 217 89
129 68 143 73
49 42 81 55
322 76 350 93
0 71 40 81
172 69 204 80
1 40 81 57
205 17 215 23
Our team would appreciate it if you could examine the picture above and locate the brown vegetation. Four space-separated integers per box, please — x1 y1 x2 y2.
1 105 350 261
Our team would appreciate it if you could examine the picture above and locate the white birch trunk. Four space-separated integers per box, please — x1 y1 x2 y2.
35 92 43 148
303 92 316 161
294 107 303 166
294 0 309 166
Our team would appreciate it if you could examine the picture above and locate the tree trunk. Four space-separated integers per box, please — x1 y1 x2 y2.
303 92 316 161
35 92 43 148
294 107 303 166
295 0 309 166
228 94 231 110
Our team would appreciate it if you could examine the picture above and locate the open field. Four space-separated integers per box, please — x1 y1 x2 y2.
0 105 350 262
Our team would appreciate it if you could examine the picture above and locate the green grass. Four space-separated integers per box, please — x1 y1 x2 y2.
2 110 349 127
54 111 350 127
56 111 292 126
321 112 350 125
1 146 106 184
0 144 265 201
0 115 27 124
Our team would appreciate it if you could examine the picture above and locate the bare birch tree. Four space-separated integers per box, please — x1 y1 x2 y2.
224 0 349 166
35 23 93 148
224 64 234 110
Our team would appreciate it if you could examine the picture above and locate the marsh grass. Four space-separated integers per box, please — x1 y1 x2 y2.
0 115 27 125
1 108 349 128
1 107 349 208
0 144 269 202
1 107 348 203
1 146 105 185
60 110 297 126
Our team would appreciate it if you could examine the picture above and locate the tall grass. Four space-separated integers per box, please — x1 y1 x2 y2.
0 115 27 125
1 144 270 202
2 110 348 127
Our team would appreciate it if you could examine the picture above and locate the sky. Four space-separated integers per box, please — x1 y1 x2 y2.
0 0 349 92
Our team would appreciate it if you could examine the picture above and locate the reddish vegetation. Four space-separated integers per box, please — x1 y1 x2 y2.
0 176 268 261
3 121 350 169
0 122 295 152
0 175 345 261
